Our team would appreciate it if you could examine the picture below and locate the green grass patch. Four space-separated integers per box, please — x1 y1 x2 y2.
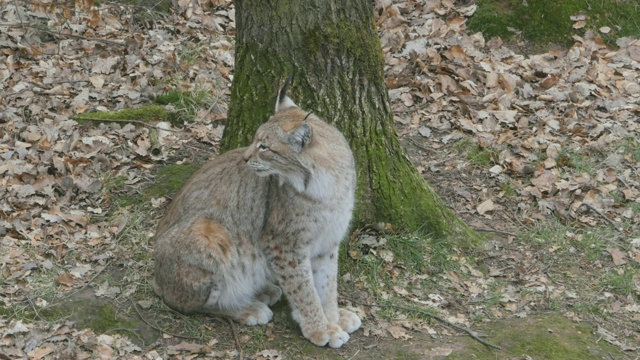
103 174 128 193
500 180 517 198
178 44 207 65
516 219 639 316
604 265 638 296
619 136 640 162
554 147 601 177
341 231 461 324
144 164 200 200
111 164 199 209
468 0 640 50
154 89 210 108
154 89 214 121
523 220 611 262
74 88 216 127
454 138 495 168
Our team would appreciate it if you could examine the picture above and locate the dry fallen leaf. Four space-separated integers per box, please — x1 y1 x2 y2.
573 20 586 29
167 342 211 354
56 273 75 287
256 349 282 360
387 325 413 340
607 248 628 266
27 346 54 360
476 199 495 215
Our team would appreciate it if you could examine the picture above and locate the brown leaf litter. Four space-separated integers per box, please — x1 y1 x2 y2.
1 0 639 358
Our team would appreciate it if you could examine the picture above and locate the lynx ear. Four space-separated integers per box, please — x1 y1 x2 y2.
289 121 312 152
275 75 298 113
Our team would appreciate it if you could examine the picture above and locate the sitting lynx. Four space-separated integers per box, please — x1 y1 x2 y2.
153 80 361 348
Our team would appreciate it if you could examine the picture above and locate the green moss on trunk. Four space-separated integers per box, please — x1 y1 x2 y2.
224 0 479 244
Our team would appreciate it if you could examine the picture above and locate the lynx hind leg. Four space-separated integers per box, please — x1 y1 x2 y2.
154 218 232 314
338 308 361 334
211 285 279 325
211 301 273 326
257 283 282 306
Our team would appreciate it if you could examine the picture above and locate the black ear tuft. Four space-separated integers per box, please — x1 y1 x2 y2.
279 75 293 102
289 121 312 152
275 75 298 112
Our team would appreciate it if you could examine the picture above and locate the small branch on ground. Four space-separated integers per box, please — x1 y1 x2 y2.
104 328 146 347
48 261 111 306
347 298 502 350
149 128 162 156
407 138 431 152
582 203 623 233
1 20 126 46
42 28 126 46
190 96 220 125
131 300 199 340
470 227 516 237
393 102 430 114
72 116 182 133
226 317 243 359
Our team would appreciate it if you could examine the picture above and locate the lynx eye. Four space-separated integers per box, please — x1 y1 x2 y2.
257 143 269 152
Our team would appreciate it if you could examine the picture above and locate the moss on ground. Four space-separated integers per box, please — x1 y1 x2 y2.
254 312 625 359
448 314 625 359
5 291 151 343
73 104 182 127
112 164 200 208
41 301 136 334
144 163 200 200
154 90 206 107
468 0 640 50
74 87 214 128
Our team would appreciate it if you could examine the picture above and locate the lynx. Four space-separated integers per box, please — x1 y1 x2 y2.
153 80 361 348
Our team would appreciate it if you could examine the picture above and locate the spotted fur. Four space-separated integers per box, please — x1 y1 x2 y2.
153 83 360 348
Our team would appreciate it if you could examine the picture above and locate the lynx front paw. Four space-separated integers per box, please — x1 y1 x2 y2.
305 323 349 348
338 308 361 334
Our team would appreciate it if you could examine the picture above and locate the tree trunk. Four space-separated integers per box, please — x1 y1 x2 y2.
222 0 479 242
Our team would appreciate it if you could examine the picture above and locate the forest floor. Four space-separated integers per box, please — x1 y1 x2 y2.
1 0 639 359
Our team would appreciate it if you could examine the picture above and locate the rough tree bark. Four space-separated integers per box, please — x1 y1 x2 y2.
222 0 478 241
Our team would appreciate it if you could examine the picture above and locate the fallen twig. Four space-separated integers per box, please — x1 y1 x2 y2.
227 317 243 359
43 28 126 46
347 298 502 350
1 21 126 46
48 260 111 306
131 300 199 340
104 327 146 347
191 96 220 125
470 227 517 237
407 138 431 152
582 203 623 233
393 102 430 114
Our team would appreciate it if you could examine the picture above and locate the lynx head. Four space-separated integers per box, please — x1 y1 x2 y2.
242 79 315 192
